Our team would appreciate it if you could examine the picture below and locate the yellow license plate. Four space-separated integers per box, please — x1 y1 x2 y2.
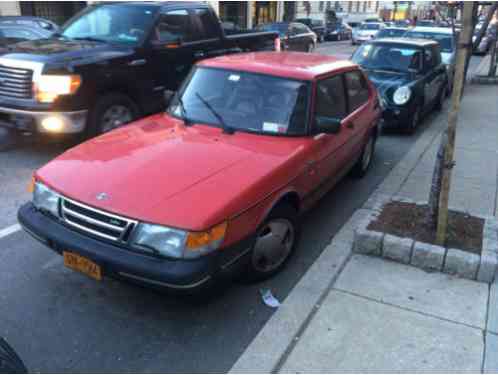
63 251 102 281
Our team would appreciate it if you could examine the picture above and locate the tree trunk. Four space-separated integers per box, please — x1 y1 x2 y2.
434 2 475 246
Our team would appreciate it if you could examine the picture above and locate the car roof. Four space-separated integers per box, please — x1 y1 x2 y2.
381 27 408 31
369 37 438 47
198 52 358 81
409 26 454 34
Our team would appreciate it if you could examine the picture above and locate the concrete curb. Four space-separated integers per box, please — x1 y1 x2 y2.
352 198 498 284
230 102 448 374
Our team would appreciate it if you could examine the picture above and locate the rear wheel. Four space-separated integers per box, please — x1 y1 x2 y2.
241 204 299 282
307 42 314 52
88 93 140 137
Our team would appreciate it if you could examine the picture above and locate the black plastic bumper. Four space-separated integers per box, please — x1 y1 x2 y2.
18 203 255 291
381 103 415 129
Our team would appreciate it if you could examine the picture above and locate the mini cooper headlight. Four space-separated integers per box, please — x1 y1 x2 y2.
131 221 227 259
393 86 411 105
33 182 60 217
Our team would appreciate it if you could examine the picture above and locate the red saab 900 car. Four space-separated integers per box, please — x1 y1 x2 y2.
18 52 381 292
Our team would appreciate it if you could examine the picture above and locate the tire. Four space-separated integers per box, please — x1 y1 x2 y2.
241 203 300 283
319 34 325 43
337 33 342 41
0 338 27 374
406 105 421 134
87 93 140 137
307 42 314 52
351 132 376 178
435 87 445 111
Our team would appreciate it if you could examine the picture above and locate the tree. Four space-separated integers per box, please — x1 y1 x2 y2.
427 2 475 245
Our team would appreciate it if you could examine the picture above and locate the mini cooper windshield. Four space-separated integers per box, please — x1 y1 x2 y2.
352 43 423 73
169 67 309 136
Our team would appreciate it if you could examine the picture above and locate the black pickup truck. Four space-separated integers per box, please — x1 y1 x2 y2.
0 2 279 137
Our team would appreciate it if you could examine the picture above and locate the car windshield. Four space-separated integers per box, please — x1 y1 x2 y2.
352 43 423 72
61 4 158 45
376 28 406 38
404 31 454 52
360 23 381 30
168 67 309 136
258 23 288 37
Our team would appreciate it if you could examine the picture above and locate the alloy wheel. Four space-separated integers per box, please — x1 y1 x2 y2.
252 218 295 273
100 105 133 133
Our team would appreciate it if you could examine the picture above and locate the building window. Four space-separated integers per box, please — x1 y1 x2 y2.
319 1 324 11
219 1 247 29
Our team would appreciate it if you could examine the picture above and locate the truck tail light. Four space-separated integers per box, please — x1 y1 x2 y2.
274 37 281 52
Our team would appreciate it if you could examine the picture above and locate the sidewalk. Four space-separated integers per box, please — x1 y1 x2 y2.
231 84 498 373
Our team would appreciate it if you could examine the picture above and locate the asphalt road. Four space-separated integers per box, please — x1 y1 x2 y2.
0 41 483 373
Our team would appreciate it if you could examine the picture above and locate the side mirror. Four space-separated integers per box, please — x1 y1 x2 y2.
314 116 342 134
163 90 174 107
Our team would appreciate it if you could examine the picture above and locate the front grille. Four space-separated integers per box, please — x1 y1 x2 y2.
61 198 137 242
0 65 33 99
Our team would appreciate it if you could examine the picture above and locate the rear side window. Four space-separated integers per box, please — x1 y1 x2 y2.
191 8 220 40
155 10 194 42
315 75 347 120
344 71 369 113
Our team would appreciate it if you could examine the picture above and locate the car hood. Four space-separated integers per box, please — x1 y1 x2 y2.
36 114 309 230
363 69 413 98
358 30 377 36
3 38 131 65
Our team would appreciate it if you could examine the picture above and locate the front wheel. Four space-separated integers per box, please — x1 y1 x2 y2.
241 204 299 283
307 42 315 52
406 105 421 134
88 93 140 137
351 133 376 178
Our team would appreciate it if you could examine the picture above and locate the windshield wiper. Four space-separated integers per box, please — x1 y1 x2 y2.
195 92 235 135
371 66 406 73
177 97 191 126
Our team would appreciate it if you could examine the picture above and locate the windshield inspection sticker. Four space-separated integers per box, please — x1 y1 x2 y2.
263 122 287 133
228 74 240 82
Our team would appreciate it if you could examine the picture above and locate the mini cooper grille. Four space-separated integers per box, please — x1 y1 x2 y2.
0 65 33 99
61 198 137 242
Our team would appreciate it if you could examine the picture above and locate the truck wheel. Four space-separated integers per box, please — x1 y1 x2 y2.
351 132 376 178
0 337 27 374
89 93 139 136
242 203 299 283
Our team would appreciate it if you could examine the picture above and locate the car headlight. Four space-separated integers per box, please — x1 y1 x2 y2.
34 74 82 103
393 86 411 105
131 221 227 259
33 182 60 217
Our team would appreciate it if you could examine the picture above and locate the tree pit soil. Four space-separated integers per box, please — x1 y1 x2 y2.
368 201 484 255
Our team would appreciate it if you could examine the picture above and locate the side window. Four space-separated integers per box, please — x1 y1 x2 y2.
315 75 348 121
344 71 369 113
155 10 194 43
297 25 309 34
191 8 220 40
424 48 435 70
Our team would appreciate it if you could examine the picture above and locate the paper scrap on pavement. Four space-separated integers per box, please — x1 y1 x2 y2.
260 288 281 308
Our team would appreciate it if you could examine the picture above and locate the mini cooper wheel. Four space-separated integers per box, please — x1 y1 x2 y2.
406 106 421 134
243 204 299 282
351 133 376 178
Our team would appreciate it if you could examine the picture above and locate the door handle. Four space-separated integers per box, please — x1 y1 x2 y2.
194 51 205 58
128 59 147 66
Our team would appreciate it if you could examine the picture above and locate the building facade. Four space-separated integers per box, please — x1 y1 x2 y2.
295 1 381 23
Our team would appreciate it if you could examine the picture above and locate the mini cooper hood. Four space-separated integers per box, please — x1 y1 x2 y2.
363 69 413 99
36 115 305 230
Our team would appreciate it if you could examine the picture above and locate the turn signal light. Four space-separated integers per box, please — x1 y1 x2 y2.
186 221 228 249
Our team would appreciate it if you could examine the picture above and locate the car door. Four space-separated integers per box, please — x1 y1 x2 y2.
422 46 439 109
287 23 301 51
311 74 351 188
343 70 374 161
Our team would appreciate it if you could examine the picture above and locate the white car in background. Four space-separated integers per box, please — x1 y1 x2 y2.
352 22 384 45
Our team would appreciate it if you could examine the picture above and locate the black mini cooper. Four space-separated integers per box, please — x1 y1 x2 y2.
352 38 448 133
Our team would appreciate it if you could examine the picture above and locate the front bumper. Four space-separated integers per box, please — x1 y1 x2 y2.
18 203 255 292
0 106 87 134
381 103 415 129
